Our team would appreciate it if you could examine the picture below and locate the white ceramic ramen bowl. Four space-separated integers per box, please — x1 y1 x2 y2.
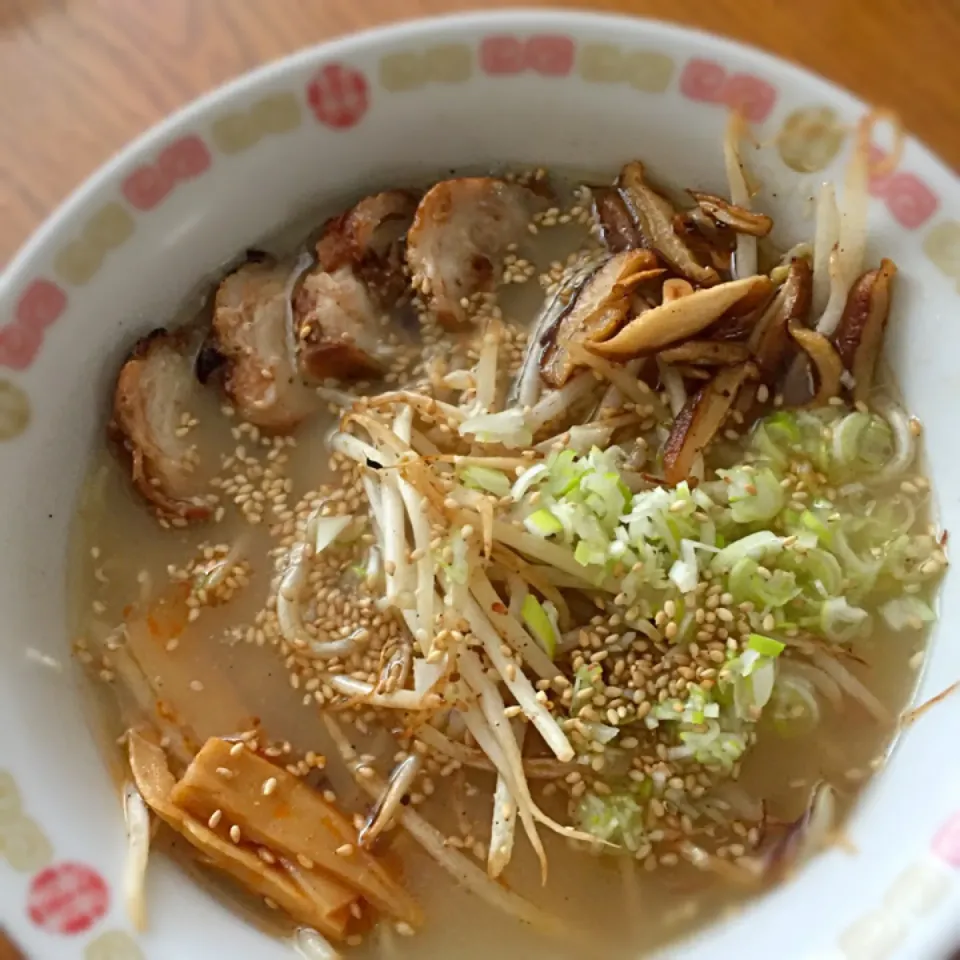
2 10 959 960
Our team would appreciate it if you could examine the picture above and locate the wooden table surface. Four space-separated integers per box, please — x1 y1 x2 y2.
1 0 958 268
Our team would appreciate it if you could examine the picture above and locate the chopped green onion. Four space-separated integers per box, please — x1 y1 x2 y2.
719 466 785 523
524 509 563 538
521 594 558 658
459 465 511 497
748 633 785 657
879 596 936 631
459 408 533 448
575 792 647 851
820 597 870 643
712 531 783 573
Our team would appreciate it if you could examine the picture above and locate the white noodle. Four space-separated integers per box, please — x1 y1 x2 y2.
413 724 574 779
456 651 548 879
390 408 434 653
294 927 343 960
382 471 412 609
489 519 611 589
462 595 572 759
567 346 661 415
815 125 870 337
123 782 151 932
362 475 386 535
458 649 602 851
397 481 435 654
469 572 559 681
535 423 613 455
723 112 757 279
525 373 597 431
506 571 528 621
277 542 312 648
322 716 570 937
810 649 890 723
488 722 525 878
657 359 687 417
329 431 383 467
872 397 917 483
365 391 467 423
324 674 438 710
811 183 839 318
409 428 442 457
657 359 704 479
474 319 501 413
597 357 643 415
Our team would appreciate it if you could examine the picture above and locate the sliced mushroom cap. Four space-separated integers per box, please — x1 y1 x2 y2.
540 250 661 387
787 320 843 408
315 189 418 307
663 363 756 485
406 177 547 328
707 274 779 342
588 275 773 359
658 340 752 366
689 190 774 237
618 161 720 287
673 211 733 274
212 260 318 431
735 259 813 417
748 258 813 379
662 278 695 303
592 187 642 253
832 258 897 403
110 330 213 523
294 266 389 382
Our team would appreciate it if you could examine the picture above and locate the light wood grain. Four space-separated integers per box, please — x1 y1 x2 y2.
0 0 957 265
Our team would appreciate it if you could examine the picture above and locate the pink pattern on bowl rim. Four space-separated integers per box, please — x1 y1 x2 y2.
480 34 575 76
679 57 777 122
27 862 109 935
0 324 44 371
122 135 212 211
157 134 212 181
868 144 939 229
16 280 67 332
932 812 960 868
0 279 68 370
307 63 370 129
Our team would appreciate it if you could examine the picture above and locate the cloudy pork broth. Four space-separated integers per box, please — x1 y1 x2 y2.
69 130 945 958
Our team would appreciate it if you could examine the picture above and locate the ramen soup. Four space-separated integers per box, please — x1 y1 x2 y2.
69 114 946 959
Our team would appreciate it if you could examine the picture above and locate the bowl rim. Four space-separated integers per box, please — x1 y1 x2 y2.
2 7 957 300
2 8 958 960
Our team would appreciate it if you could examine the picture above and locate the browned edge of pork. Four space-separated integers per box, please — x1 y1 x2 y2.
109 329 212 523
315 189 420 309
211 259 318 432
406 177 549 329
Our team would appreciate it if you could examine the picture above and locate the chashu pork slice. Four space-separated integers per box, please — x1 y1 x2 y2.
295 190 419 381
110 330 212 523
406 177 547 328
212 259 318 431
